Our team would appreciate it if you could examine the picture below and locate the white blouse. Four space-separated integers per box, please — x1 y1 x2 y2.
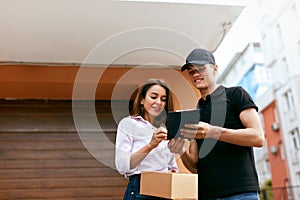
115 116 178 178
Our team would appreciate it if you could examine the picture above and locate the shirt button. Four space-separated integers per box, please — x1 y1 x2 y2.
131 192 134 195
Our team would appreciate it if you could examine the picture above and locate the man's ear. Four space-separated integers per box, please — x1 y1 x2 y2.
213 65 218 75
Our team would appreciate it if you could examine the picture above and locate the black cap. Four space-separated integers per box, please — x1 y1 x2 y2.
181 48 215 71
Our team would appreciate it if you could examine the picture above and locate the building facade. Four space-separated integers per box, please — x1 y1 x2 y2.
258 0 300 199
219 0 300 199
217 42 272 188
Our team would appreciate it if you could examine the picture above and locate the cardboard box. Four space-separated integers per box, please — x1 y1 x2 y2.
140 171 198 199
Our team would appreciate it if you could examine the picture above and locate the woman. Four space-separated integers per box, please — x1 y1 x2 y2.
115 79 178 200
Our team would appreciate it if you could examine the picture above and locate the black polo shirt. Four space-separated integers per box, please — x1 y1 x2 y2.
196 85 260 200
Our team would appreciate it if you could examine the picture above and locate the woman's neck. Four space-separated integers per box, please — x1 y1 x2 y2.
143 114 161 128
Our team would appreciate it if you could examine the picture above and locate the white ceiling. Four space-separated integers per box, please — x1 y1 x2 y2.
0 0 245 67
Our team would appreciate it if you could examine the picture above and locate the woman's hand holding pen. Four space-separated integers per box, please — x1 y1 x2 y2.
149 127 167 148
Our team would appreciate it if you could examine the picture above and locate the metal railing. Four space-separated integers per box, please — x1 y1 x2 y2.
260 185 300 200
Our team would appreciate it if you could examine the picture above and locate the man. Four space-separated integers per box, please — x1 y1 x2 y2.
168 48 265 200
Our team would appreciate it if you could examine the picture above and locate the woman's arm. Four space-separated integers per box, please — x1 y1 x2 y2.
130 127 167 169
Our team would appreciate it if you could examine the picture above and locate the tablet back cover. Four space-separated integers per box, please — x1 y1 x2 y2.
166 109 200 140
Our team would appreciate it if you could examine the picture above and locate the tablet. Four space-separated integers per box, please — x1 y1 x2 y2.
166 109 200 140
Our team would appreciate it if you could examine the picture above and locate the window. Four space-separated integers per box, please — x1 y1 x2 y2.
290 128 300 150
285 180 294 200
275 24 284 51
290 3 300 32
280 57 289 82
297 171 300 199
262 33 273 65
298 40 300 62
283 89 295 115
279 141 285 160
289 128 300 164
274 106 279 122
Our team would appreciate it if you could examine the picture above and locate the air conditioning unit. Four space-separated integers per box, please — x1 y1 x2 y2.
271 122 279 131
269 145 278 155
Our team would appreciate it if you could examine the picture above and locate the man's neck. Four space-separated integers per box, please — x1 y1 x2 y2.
199 84 220 100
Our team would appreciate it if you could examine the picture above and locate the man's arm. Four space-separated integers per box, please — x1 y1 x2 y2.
217 107 265 147
168 138 198 173
181 108 265 147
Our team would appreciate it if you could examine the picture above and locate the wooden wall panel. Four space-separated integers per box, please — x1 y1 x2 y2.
0 100 128 199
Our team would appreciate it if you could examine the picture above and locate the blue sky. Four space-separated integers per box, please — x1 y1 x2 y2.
215 1 261 72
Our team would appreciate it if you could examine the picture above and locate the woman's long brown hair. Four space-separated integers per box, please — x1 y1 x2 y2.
131 79 174 128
